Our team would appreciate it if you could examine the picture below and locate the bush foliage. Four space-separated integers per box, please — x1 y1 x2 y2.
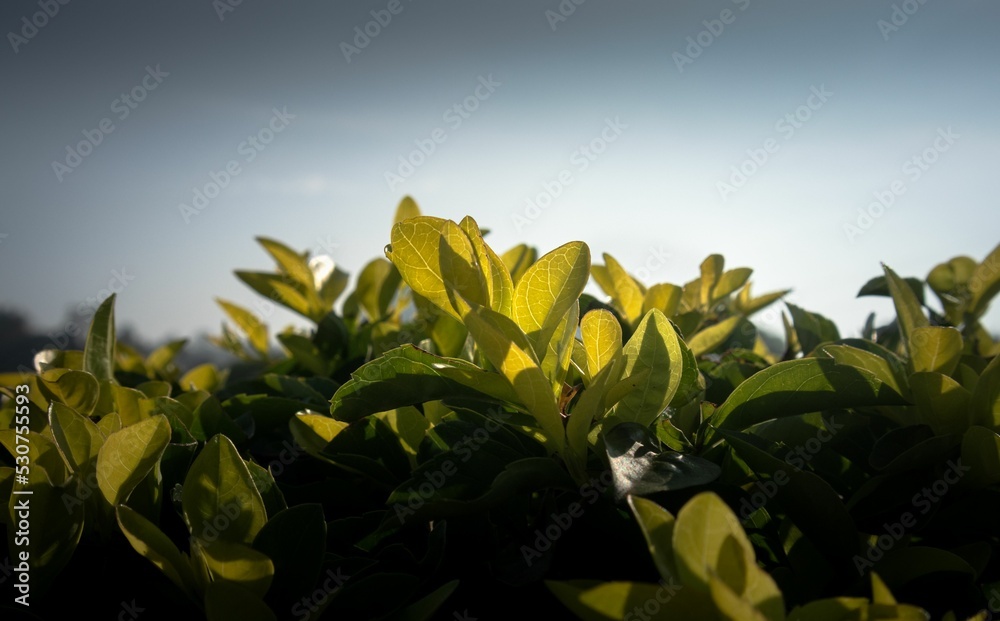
2 197 1000 620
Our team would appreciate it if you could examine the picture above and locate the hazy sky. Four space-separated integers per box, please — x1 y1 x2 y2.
2 0 998 349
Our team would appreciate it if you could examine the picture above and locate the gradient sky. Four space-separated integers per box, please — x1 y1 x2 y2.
2 0 998 350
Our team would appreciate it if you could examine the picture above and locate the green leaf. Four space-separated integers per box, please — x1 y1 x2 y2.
97 415 171 506
643 283 683 318
972 354 1000 428
501 244 537 285
714 268 753 301
513 241 590 352
387 216 486 322
546 580 716 621
720 430 859 560
613 310 683 426
707 358 907 444
236 270 312 320
84 294 116 383
537 300 579 397
627 495 679 583
673 492 752 591
257 236 314 289
216 298 269 355
968 242 1000 317
330 345 519 423
145 339 187 376
910 372 972 436
788 598 871 621
394 195 422 224
289 412 348 456
688 316 744 357
355 258 403 322
601 253 644 324
377 406 429 466
183 434 267 545
190 396 246 444
708 573 772 621
699 254 724 307
566 356 627 475
734 285 790 317
883 264 929 354
858 275 926 304
245 461 286 519
321 416 411 487
581 309 622 379
909 326 963 376
818 344 907 400
786 303 840 356
461 306 565 450
312 257 351 313
117 505 199 597
179 363 226 393
49 402 103 476
1 430 69 486
136 380 171 399
38 368 100 416
675 493 784 620
461 215 514 317
192 539 274 600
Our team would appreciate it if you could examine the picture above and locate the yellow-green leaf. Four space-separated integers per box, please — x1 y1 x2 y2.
97 415 171 506
179 364 226 393
673 491 755 594
628 495 679 583
49 402 103 476
700 254 724 307
388 216 486 322
462 306 564 451
216 299 268 355
257 237 314 290
602 253 644 325
182 434 267 545
84 294 116 383
581 309 622 379
354 258 401 321
513 241 590 356
643 283 683 318
883 264 929 354
289 412 348 457
972 354 1000 428
117 505 199 597
501 244 537 285
196 539 274 597
613 309 683 426
688 316 743 357
910 326 963 376
968 242 1000 317
910 372 972 436
461 215 514 317
394 195 422 224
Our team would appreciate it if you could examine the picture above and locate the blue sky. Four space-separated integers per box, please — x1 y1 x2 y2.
1 0 998 347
